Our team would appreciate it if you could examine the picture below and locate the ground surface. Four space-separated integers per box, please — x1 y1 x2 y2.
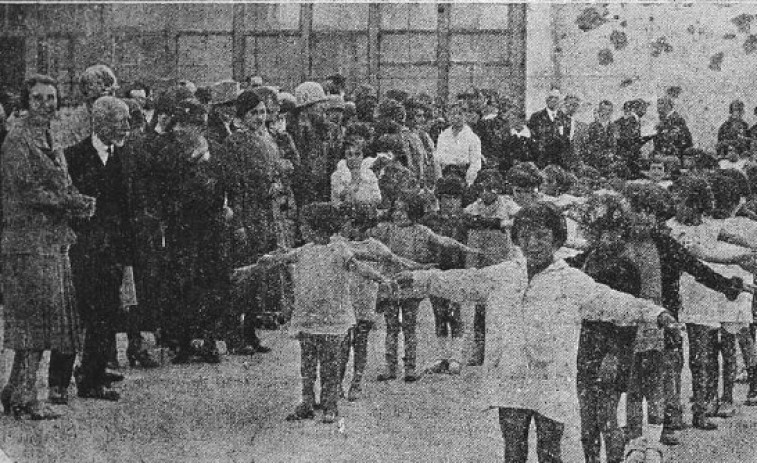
1 301 756 463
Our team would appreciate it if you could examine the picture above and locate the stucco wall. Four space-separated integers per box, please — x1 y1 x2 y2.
527 2 757 151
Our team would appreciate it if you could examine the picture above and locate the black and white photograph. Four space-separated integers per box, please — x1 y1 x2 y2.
2 1 757 462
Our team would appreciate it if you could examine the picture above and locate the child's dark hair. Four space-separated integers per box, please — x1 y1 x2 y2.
436 175 466 198
670 175 713 216
391 195 426 223
301 202 344 236
708 170 749 219
542 164 575 194
622 182 675 221
474 168 505 191
511 202 568 248
507 162 544 189
683 147 718 171
345 122 372 142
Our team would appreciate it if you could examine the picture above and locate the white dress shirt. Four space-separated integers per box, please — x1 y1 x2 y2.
433 124 482 186
92 133 113 166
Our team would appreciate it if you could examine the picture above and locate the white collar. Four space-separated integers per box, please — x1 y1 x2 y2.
511 126 531 137
92 134 112 165
546 108 557 119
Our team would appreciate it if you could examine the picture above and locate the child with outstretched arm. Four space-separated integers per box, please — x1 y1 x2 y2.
395 203 679 462
370 194 479 382
233 202 395 424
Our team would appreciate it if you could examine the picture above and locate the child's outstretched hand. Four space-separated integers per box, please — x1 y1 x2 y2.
465 246 485 255
232 265 257 285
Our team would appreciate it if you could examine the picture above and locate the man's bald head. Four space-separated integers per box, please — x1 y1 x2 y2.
92 96 130 147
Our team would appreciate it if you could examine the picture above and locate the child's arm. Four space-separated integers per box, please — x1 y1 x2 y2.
232 247 299 284
420 225 480 254
346 257 393 286
396 258 526 304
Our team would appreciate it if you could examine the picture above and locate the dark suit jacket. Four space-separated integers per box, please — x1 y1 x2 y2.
65 136 135 317
528 108 570 168
654 111 692 159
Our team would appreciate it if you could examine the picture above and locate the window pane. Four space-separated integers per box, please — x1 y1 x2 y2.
451 3 510 30
313 3 368 31
381 3 436 30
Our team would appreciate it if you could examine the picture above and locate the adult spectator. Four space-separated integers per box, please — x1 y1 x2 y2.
323 73 347 98
56 96 135 402
2 74 95 419
434 100 482 187
582 100 618 175
615 99 653 179
473 90 509 172
207 80 242 145
54 64 118 149
158 99 230 363
353 84 378 124
654 96 693 161
717 99 750 155
500 109 536 173
125 81 153 126
528 89 572 169
291 81 334 206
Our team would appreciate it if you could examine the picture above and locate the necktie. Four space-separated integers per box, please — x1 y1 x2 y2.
106 145 113 165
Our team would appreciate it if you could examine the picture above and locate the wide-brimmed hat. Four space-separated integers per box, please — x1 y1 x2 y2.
295 81 329 108
210 80 241 106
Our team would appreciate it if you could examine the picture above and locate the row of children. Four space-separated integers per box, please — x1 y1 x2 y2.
236 153 757 462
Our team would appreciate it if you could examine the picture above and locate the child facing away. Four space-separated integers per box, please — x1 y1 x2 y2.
335 205 430 401
232 202 395 424
369 194 479 382
396 203 679 463
463 168 521 366
422 175 469 374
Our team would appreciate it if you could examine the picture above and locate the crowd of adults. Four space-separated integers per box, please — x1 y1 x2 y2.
3 63 757 463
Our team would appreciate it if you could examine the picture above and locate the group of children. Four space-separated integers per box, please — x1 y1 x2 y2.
234 146 757 462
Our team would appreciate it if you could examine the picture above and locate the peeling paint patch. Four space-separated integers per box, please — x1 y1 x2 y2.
732 14 754 33
598 48 614 65
687 25 696 34
744 35 757 54
724 33 737 40
667 86 682 99
576 6 609 32
620 20 627 27
709 52 724 71
610 30 628 50
651 37 673 57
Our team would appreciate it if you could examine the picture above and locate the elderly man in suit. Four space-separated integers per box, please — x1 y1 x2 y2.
528 89 571 169
615 99 654 179
49 97 135 402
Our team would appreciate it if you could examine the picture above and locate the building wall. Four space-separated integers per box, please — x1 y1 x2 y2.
527 2 757 151
1 2 526 109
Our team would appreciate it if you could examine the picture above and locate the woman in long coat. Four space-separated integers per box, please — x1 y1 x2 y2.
1 75 95 419
156 99 229 363
224 90 292 352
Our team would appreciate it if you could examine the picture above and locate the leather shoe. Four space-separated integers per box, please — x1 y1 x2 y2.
77 386 120 402
660 431 680 446
692 415 718 430
48 386 69 405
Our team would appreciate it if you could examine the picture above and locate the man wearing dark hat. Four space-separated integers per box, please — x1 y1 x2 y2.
207 80 242 145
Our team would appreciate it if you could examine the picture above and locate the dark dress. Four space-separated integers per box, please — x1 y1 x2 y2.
157 135 229 353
